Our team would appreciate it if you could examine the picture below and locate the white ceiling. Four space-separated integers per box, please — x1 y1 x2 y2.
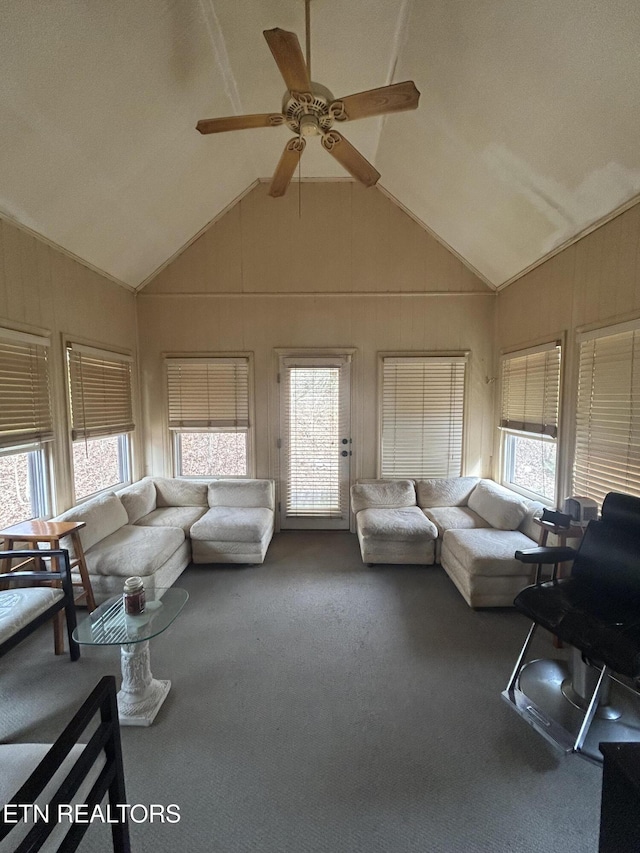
2 0 639 290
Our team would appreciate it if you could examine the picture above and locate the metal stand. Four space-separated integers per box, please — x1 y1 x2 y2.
502 625 640 763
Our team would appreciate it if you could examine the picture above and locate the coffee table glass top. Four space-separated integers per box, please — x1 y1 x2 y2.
72 588 188 646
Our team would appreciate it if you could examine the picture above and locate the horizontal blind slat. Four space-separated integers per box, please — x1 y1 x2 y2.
573 329 640 507
381 357 465 479
0 335 53 448
68 347 134 440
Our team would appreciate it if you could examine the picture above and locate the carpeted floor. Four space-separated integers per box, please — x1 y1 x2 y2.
1 531 602 852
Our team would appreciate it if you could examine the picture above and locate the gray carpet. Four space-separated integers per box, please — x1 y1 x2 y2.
1 531 602 852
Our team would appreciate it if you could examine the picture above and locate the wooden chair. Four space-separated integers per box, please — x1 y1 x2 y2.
0 548 79 661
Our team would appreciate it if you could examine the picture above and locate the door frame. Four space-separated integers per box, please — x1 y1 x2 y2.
274 348 357 531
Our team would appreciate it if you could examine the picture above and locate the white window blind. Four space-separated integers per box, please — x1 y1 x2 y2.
67 343 134 440
166 358 249 430
0 328 53 449
574 322 640 506
381 356 466 478
500 342 561 437
282 361 346 519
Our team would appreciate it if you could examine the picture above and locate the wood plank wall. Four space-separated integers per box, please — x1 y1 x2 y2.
495 202 640 502
138 182 496 484
0 217 139 511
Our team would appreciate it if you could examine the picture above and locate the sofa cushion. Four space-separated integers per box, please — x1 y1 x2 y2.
423 506 490 537
207 479 274 509
117 478 157 524
0 588 65 645
55 493 128 552
136 506 207 535
441 528 537 577
190 507 274 543
519 500 545 540
467 480 528 531
155 477 208 507
357 507 437 541
84 525 185 578
415 477 480 508
351 480 416 514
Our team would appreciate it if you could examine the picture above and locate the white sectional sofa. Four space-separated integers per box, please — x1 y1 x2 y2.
52 478 275 603
351 478 544 608
350 480 438 566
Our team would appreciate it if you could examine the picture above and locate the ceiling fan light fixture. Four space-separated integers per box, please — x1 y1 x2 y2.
196 3 420 198
299 113 320 136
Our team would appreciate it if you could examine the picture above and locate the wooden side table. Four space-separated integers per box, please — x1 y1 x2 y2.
0 520 97 654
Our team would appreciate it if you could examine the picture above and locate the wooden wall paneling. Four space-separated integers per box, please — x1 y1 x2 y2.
351 185 395 293
4 221 23 322
34 240 54 330
0 221 7 320
610 206 640 319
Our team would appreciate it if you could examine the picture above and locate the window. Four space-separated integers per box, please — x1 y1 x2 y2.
166 357 251 477
380 355 466 478
0 328 53 527
574 320 640 508
499 342 561 503
66 343 134 499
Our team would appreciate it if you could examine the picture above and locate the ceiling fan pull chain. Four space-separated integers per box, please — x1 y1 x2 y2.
298 132 302 218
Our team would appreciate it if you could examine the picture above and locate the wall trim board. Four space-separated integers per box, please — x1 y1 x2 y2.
0 213 135 293
137 290 496 299
136 180 260 293
495 193 640 292
375 184 494 291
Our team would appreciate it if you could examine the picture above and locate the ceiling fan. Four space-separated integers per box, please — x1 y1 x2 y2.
196 1 420 198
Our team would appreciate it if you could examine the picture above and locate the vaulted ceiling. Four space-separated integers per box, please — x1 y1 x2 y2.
2 1 639 291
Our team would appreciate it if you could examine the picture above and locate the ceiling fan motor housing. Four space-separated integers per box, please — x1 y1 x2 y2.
283 82 336 135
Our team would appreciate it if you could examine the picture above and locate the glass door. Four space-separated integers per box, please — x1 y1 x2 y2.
279 355 351 529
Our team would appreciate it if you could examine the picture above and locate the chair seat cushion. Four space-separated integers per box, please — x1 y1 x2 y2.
0 588 64 644
442 528 537 576
84 525 185 578
515 578 640 679
357 507 437 541
190 507 274 543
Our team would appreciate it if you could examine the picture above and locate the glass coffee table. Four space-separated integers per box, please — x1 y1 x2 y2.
73 588 188 727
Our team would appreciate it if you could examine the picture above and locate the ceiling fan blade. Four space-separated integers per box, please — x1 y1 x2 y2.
321 131 380 188
269 137 306 198
330 81 420 122
196 114 284 134
263 28 311 93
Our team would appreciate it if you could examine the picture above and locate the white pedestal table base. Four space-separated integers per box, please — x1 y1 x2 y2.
117 640 171 727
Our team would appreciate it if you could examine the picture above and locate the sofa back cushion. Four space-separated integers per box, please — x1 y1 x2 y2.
55 493 128 552
467 480 528 531
351 480 416 514
208 479 275 510
154 478 208 507
415 477 480 508
117 478 157 524
519 499 544 540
